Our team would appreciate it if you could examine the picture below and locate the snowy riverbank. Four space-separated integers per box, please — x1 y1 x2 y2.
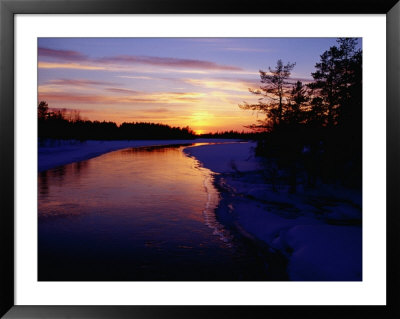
184 142 362 281
38 138 240 172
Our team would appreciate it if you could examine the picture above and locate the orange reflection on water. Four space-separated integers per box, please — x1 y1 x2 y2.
38 144 215 224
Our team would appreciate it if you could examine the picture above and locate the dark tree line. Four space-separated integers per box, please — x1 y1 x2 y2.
240 38 362 190
38 102 196 140
199 130 259 139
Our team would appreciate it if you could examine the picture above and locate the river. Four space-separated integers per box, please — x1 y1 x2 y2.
38 143 275 281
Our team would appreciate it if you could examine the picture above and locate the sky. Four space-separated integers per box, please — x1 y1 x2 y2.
38 38 361 134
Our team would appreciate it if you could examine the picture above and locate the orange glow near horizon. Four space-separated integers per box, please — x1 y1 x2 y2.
38 81 261 133
37 38 335 133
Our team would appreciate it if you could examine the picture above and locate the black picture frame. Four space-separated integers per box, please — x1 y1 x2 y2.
1 0 399 318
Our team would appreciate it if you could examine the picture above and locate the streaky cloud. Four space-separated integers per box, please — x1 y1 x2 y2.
38 92 157 104
38 47 88 61
115 75 153 80
48 79 118 86
139 108 170 114
224 47 273 53
105 88 141 94
38 91 203 105
38 61 106 70
38 46 243 71
97 55 243 71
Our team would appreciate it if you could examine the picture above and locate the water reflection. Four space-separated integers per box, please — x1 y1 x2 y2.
38 171 49 196
38 144 269 281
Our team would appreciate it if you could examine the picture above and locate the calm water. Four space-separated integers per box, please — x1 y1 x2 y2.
38 144 273 281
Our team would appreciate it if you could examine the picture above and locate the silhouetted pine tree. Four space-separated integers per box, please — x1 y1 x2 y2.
239 59 296 131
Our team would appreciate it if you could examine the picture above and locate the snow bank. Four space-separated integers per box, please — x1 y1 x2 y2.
184 141 259 173
38 138 240 172
285 225 362 281
185 142 362 281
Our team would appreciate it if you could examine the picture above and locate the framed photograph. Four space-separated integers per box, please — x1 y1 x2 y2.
1 0 399 318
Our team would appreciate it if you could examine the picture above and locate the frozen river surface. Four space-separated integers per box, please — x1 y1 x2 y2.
38 144 272 281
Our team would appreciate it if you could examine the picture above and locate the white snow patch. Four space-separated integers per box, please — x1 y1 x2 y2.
186 141 362 281
184 142 259 173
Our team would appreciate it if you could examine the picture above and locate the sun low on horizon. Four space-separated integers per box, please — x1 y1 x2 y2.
38 38 347 134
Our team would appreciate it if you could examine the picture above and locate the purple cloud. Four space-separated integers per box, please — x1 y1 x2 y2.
38 47 243 71
97 55 243 71
38 47 88 61
105 88 141 94
47 79 118 86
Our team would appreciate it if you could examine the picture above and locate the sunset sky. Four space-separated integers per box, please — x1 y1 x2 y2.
38 38 360 134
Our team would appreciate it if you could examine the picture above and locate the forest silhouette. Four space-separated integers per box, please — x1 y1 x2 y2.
38 104 197 140
239 38 362 189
